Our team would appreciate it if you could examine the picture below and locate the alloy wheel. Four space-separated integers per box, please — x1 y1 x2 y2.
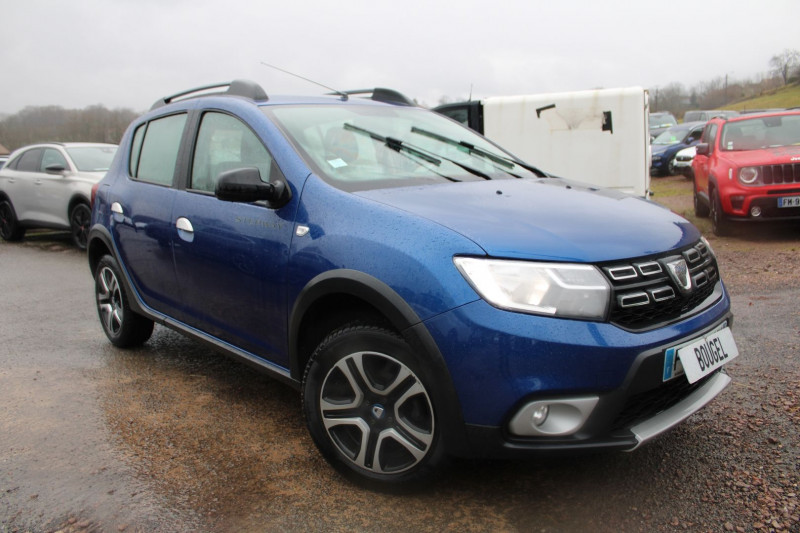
319 350 434 474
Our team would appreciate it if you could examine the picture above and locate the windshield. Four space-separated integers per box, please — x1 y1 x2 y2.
649 114 676 128
652 127 690 145
266 104 540 191
720 115 800 151
65 145 117 172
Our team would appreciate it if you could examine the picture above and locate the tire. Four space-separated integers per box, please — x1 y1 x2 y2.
0 199 26 242
94 255 154 347
710 189 730 237
694 181 710 218
667 156 678 176
69 203 91 250
302 324 445 490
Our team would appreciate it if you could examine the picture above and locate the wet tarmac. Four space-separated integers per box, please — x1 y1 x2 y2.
1 233 798 532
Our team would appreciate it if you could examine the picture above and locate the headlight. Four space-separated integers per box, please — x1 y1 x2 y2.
454 257 610 320
738 166 760 185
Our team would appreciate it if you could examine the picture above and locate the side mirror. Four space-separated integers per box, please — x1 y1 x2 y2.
215 167 291 208
695 143 710 156
45 164 67 174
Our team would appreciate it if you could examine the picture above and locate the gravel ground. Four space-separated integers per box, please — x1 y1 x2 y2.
1 177 799 532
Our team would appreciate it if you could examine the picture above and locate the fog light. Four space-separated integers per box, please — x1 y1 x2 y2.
751 206 762 217
508 397 599 437
531 405 549 426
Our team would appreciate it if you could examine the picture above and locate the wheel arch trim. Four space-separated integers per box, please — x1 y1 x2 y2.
288 269 472 455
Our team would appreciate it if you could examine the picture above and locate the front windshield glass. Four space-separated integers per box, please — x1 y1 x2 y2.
266 104 540 191
652 127 690 145
66 145 117 172
649 114 676 128
720 115 800 151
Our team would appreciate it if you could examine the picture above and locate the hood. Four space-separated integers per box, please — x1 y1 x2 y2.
719 145 800 167
357 179 699 263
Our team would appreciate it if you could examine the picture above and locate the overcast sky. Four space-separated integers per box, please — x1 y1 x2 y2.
1 0 799 115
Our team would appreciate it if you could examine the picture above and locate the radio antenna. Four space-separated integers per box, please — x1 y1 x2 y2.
260 61 348 100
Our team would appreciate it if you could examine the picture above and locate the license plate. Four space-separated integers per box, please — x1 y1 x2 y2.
663 324 739 383
779 196 800 208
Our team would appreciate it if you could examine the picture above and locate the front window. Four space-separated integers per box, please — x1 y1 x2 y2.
720 115 800 151
65 145 117 172
266 104 539 191
190 112 275 193
41 148 68 171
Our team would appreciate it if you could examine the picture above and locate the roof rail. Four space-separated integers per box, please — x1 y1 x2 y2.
337 88 416 107
150 79 269 110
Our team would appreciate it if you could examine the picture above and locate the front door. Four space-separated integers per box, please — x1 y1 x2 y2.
171 111 295 363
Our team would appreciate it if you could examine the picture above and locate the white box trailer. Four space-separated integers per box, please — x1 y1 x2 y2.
433 87 651 197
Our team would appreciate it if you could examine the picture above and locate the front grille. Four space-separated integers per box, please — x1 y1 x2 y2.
760 163 800 185
600 241 720 331
611 373 712 432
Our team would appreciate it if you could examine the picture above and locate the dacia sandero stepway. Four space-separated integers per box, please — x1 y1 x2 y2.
88 80 738 489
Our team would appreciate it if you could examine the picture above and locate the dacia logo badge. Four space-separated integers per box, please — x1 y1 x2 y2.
666 258 692 293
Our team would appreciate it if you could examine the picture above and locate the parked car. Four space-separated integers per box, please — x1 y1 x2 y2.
0 142 117 249
650 121 706 176
649 112 677 141
672 146 697 179
683 110 739 122
692 110 800 235
88 80 737 489
0 156 8 170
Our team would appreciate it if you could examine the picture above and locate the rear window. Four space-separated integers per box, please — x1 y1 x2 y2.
129 114 187 186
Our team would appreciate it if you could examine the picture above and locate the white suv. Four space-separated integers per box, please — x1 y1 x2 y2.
0 142 116 249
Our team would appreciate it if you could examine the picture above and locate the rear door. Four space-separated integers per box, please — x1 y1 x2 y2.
3 147 43 220
110 112 187 318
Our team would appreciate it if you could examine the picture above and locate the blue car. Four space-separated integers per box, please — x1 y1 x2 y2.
88 80 737 489
651 121 706 176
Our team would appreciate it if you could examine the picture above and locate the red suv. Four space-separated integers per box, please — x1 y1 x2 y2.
692 110 800 235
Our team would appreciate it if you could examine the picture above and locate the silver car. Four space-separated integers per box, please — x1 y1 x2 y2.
0 142 117 249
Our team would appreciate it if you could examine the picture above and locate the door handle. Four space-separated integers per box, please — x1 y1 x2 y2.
176 217 194 243
176 217 194 233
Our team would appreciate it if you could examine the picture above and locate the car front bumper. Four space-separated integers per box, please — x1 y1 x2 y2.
423 283 733 457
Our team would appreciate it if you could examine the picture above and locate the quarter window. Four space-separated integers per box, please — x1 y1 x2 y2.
132 113 187 186
190 112 274 193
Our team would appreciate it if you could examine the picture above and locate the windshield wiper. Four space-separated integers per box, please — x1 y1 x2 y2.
410 126 546 178
343 123 492 180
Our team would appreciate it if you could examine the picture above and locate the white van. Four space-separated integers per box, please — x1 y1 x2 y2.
434 87 651 197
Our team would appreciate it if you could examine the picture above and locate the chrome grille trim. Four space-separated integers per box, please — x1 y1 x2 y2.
606 265 638 281
618 292 650 308
636 261 662 276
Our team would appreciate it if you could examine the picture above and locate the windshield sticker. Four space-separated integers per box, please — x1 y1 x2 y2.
327 158 348 169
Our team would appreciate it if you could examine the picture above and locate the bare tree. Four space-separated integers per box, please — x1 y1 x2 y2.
769 49 800 85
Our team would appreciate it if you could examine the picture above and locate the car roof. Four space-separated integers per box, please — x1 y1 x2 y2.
721 109 800 122
150 80 416 111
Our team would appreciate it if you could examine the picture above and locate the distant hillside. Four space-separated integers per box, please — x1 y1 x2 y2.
724 83 800 111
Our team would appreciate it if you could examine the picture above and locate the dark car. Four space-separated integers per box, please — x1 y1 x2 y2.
649 112 678 141
87 80 737 489
692 110 800 235
650 122 706 176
